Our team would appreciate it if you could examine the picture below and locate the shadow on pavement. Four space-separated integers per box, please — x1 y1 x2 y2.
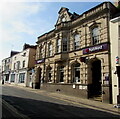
2 95 120 119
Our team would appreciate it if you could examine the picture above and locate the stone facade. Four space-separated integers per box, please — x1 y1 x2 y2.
34 2 119 103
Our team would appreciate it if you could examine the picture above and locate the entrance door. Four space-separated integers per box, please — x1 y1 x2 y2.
36 67 42 89
90 60 102 97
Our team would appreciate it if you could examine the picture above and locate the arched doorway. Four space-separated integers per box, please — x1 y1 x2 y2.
71 62 80 83
88 58 102 98
36 67 42 89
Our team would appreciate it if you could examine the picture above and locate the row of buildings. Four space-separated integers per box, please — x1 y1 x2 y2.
1 1 120 104
1 44 36 87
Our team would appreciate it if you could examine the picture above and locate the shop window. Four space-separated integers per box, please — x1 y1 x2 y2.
48 43 52 56
56 39 61 53
92 27 99 45
19 73 25 83
74 34 80 50
11 74 15 82
62 38 68 52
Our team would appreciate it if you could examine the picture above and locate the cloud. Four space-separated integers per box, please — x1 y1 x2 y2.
0 2 49 65
0 2 46 21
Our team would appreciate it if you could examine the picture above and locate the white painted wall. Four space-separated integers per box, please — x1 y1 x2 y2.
110 17 120 104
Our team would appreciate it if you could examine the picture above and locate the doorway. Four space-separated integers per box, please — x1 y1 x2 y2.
36 67 42 89
88 59 102 98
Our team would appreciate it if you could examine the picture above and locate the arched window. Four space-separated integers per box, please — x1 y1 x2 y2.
74 34 80 50
92 27 99 45
48 43 52 56
72 63 80 83
56 39 61 53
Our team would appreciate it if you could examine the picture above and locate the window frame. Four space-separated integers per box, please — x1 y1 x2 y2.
91 27 100 45
19 73 25 83
62 38 68 52
39 46 43 59
74 34 80 50
56 39 61 53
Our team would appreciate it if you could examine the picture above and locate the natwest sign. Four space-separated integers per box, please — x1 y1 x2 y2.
36 58 45 64
83 43 108 55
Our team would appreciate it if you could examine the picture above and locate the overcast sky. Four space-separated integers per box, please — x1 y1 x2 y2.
0 0 114 65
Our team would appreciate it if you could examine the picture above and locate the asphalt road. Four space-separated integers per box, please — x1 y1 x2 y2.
1 85 120 118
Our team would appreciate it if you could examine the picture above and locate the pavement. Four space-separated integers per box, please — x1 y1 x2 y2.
2 83 120 116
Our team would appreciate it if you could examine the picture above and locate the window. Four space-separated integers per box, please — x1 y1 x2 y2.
11 74 15 82
19 73 25 83
39 47 43 59
73 63 80 83
74 34 80 50
47 67 52 82
62 38 68 52
59 66 64 82
22 60 25 68
56 39 61 53
17 61 20 69
48 43 52 56
92 27 99 45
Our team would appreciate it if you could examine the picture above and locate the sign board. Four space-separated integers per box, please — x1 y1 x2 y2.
83 43 108 55
36 58 45 64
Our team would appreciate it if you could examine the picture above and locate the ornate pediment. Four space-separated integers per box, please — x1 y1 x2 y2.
56 7 79 25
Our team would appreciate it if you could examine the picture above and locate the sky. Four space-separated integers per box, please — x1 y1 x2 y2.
0 0 114 65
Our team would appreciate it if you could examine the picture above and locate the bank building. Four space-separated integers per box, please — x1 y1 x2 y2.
33 2 120 103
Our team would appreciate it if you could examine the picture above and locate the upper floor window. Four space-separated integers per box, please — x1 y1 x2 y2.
62 38 68 52
56 39 61 53
92 27 99 45
48 43 52 57
39 47 43 59
23 60 25 68
17 61 20 69
74 34 80 50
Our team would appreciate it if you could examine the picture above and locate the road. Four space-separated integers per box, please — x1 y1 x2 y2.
1 85 120 118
